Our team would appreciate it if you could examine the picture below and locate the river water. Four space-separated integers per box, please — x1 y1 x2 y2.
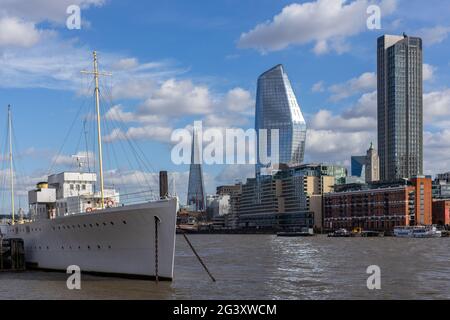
0 235 449 300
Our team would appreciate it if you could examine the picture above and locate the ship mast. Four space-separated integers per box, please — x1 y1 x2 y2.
8 105 14 225
81 51 111 209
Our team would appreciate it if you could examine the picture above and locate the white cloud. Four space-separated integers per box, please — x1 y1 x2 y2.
112 58 139 70
0 0 106 24
52 151 96 168
424 88 450 126
215 165 255 185
329 72 376 101
342 90 377 119
238 0 397 54
424 130 450 175
311 109 376 132
0 17 41 47
223 87 254 114
423 63 436 81
417 26 450 46
312 81 325 93
103 126 174 144
139 79 213 116
306 129 376 164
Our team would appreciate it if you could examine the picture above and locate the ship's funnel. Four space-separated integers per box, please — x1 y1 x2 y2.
159 171 169 199
37 182 48 189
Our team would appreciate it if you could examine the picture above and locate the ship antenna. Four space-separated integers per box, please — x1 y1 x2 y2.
81 51 112 209
8 105 15 225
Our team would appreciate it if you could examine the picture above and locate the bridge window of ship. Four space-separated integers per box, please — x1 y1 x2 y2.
96 223 99 227
97 245 101 249
110 222 114 226
87 246 91 250
123 220 127 224
83 224 87 228
108 245 111 249
103 222 107 226
46 246 49 250
89 224 93 228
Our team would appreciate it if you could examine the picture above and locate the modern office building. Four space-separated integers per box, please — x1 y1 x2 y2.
323 176 432 232
351 156 366 178
351 143 380 183
436 172 450 182
233 164 336 231
290 163 347 185
432 178 450 199
255 64 307 176
377 34 423 181
187 127 206 211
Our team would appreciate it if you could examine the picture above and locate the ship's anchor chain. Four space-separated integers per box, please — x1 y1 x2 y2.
155 216 160 283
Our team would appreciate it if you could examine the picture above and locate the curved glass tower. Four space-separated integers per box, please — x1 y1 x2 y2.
255 64 307 175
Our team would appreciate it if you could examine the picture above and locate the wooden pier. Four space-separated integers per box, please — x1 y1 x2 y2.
0 238 25 272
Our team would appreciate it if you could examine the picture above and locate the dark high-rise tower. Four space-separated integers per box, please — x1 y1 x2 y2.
377 34 423 181
187 127 206 211
255 65 307 176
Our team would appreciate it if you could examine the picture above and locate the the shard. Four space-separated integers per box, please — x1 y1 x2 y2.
187 126 206 211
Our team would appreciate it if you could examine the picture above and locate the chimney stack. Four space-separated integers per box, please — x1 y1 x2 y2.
159 171 169 199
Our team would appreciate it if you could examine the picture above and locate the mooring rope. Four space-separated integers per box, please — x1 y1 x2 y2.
178 227 216 282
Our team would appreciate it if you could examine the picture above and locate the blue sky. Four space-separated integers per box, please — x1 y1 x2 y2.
0 0 450 206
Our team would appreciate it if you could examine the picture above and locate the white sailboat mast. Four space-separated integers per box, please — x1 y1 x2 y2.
81 51 111 209
8 105 15 225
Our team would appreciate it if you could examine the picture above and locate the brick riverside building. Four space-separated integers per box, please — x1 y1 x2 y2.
432 199 450 226
323 177 432 232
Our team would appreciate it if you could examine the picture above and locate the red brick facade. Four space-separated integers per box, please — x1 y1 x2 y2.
432 200 450 226
323 177 432 232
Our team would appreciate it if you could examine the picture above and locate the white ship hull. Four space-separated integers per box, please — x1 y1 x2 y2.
3 199 177 280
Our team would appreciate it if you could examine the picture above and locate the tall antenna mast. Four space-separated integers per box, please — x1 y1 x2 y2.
81 51 112 209
8 105 15 225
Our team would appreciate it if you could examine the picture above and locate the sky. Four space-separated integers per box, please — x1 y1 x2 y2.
0 0 449 207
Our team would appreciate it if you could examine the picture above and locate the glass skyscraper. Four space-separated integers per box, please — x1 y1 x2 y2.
187 127 206 211
255 64 307 176
377 34 423 181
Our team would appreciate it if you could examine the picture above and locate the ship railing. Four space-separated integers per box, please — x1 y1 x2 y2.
63 190 162 215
